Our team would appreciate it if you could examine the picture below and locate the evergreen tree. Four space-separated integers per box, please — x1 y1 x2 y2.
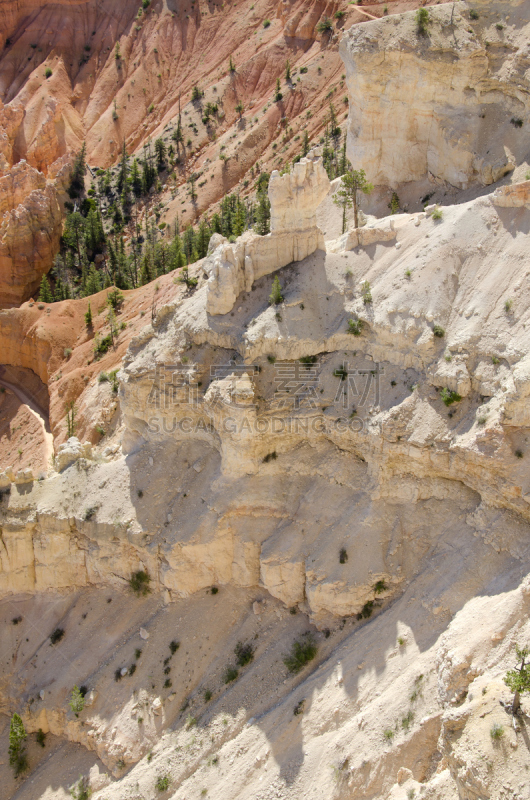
504 644 530 714
302 129 310 157
254 183 271 235
9 713 27 776
172 114 184 146
69 142 86 198
274 78 282 102
39 275 54 303
116 142 129 194
85 301 93 326
69 686 85 717
269 275 284 305
285 60 291 82
154 138 167 170
130 158 143 195
84 264 102 296
333 167 374 230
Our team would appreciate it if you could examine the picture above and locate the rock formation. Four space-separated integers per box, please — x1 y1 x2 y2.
205 150 330 315
340 0 529 189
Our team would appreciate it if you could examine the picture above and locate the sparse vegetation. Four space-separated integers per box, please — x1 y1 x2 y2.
401 710 414 731
70 776 90 800
374 580 386 594
50 627 65 645
69 685 86 717
339 548 348 564
347 318 363 336
269 275 284 305
156 774 171 791
383 728 394 741
263 451 277 463
416 7 429 35
431 206 443 220
317 16 333 34
284 635 318 673
433 325 445 338
294 699 305 715
129 570 151 596
397 636 405 646
169 640 180 654
223 666 239 683
490 722 504 740
504 643 530 714
235 641 254 667
204 688 213 702
440 388 461 407
9 713 28 776
361 281 372 304
504 298 513 312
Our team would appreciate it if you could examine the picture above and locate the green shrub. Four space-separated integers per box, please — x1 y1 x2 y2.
9 713 28 776
515 449 524 459
93 334 112 358
284 635 317 673
204 688 212 702
431 206 443 220
383 728 394 741
235 641 254 667
433 325 445 338
374 580 386 594
69 685 86 717
36 728 46 748
504 298 513 312
169 640 179 654
361 280 372 304
359 601 373 619
440 388 461 406
45 67 52 78
269 275 284 305
339 548 348 564
347 318 363 336
129 570 151 596
263 451 277 463
316 16 333 34
490 722 504 740
223 666 239 683
416 7 429 35
263 18 271 27
107 287 124 310
156 774 171 791
401 710 414 731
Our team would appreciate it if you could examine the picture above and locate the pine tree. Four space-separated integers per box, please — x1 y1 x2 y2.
274 78 282 102
332 167 373 230
254 187 271 235
84 264 102 296
172 115 184 146
69 142 86 198
269 275 284 305
154 138 167 171
302 129 310 157
130 158 143 196
9 713 27 776
504 644 530 714
229 55 236 73
39 275 54 303
116 142 129 194
285 60 291 81
85 301 93 326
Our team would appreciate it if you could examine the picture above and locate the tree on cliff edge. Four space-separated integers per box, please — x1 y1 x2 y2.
504 644 530 715
333 167 374 231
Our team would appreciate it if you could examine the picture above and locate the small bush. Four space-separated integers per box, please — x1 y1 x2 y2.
36 729 46 748
204 688 212 702
401 710 414 731
347 318 363 336
317 16 333 34
211 586 218 594
269 275 284 305
129 570 151 596
69 685 86 717
284 635 317 674
45 67 52 78
361 281 372 304
169 640 180 654
431 206 443 220
490 722 504 740
515 449 524 459
416 7 429 35
50 628 65 645
263 451 277 463
374 580 387 594
64 347 72 359
440 388 461 407
397 636 405 646
235 641 254 667
107 287 124 310
294 699 305 715
504 298 513 312
383 728 394 741
339 548 348 564
135 648 142 659
263 18 271 27
164 678 172 688
510 118 523 128
267 355 276 364
469 9 479 19
359 601 373 619
129 663 136 676
223 666 239 683
186 714 197 729
156 774 171 791
433 325 445 338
